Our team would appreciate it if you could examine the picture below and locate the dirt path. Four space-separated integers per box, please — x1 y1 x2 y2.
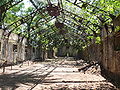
0 58 118 90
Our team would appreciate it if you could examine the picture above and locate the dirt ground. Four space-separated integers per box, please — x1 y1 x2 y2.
0 58 119 90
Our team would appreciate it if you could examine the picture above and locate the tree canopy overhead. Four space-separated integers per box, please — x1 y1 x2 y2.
0 0 120 49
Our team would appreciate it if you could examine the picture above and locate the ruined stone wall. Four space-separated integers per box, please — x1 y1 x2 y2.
0 29 27 64
57 46 78 57
99 32 120 83
82 43 102 62
82 30 120 83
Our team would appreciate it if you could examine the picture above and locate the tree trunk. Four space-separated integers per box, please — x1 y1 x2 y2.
47 47 55 59
0 6 6 29
0 13 2 29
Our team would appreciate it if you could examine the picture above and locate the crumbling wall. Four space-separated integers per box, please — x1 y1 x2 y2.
32 46 47 61
82 31 120 83
57 46 78 57
100 14 120 83
82 43 102 62
0 29 27 65
100 32 120 83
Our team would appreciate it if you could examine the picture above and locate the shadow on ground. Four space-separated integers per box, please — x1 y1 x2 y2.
0 72 47 89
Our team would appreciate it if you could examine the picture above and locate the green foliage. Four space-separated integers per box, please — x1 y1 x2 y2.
3 2 24 31
95 37 101 44
0 0 11 6
115 26 120 32
1 0 120 50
